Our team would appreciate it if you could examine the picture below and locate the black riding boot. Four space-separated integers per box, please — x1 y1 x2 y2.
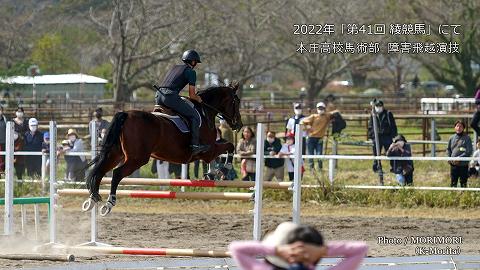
190 125 210 155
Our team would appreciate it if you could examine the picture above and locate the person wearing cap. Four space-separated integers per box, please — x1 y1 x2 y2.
23 118 44 177
0 105 8 171
60 128 86 181
469 88 480 142
278 132 304 181
367 100 397 172
155 49 210 155
89 107 110 144
386 134 414 186
285 103 307 154
229 221 368 270
300 102 337 171
447 120 473 188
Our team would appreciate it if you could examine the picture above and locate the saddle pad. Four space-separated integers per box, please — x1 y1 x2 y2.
152 112 190 133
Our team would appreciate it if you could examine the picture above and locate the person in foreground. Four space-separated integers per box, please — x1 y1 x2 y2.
229 222 368 270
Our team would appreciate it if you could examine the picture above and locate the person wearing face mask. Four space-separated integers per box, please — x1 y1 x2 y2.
285 103 307 154
89 108 110 145
23 118 44 177
278 133 304 181
367 100 398 173
447 120 473 188
300 102 337 171
386 135 414 186
264 131 284 181
13 107 28 135
61 129 86 182
0 105 8 172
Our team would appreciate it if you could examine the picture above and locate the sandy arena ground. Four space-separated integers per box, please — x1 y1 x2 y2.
0 200 479 269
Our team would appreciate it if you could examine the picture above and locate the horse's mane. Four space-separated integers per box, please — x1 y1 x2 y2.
197 85 227 96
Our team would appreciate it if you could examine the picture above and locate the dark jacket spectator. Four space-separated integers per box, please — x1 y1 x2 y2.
367 100 397 173
386 135 414 186
447 120 473 188
13 107 28 135
264 131 284 182
24 118 43 177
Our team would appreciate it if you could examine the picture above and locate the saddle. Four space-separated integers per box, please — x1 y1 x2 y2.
152 97 202 133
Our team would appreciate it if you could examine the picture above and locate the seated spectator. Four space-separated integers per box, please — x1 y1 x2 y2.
468 141 480 178
264 131 284 181
60 129 86 182
229 222 368 270
386 135 414 186
24 118 43 177
237 126 256 181
278 132 304 181
447 120 472 188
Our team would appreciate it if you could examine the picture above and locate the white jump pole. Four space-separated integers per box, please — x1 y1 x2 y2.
3 121 14 236
181 164 188 192
49 121 57 244
292 124 303 224
253 123 265 240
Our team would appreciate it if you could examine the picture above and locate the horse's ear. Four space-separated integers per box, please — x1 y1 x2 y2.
230 81 239 92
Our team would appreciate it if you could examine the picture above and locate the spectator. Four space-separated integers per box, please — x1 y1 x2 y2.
447 120 473 188
278 132 304 181
97 128 107 151
61 129 87 182
470 89 480 142
89 107 110 143
23 118 43 177
468 141 480 178
42 131 50 170
13 107 28 135
386 135 414 186
0 105 8 171
367 100 397 172
218 119 234 144
237 126 256 181
286 103 307 154
229 222 368 270
264 131 284 182
300 102 336 170
214 127 237 180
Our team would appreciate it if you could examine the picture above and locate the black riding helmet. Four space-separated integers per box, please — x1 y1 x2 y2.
182 50 202 63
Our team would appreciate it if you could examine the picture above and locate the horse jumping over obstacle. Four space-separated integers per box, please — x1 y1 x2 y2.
83 83 242 216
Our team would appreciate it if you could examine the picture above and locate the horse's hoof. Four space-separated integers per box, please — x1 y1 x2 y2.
203 173 215 180
82 198 96 212
99 202 114 216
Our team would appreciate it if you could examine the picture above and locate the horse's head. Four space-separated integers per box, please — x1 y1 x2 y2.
199 82 243 131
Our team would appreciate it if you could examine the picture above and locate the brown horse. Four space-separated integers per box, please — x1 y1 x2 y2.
83 83 242 216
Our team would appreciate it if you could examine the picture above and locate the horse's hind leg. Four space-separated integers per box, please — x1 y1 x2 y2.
99 157 149 216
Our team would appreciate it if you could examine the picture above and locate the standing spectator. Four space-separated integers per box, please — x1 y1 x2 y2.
264 131 284 182
218 119 234 143
367 100 397 172
300 102 335 170
237 126 256 181
42 132 50 171
278 133 304 181
89 107 110 143
468 141 480 178
0 105 8 171
470 89 480 142
23 118 43 177
386 135 414 186
286 103 307 154
61 129 86 181
447 120 473 188
13 107 28 134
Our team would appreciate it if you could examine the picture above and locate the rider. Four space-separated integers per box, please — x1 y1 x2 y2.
155 50 210 155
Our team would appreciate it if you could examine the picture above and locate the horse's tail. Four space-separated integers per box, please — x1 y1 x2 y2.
86 111 128 201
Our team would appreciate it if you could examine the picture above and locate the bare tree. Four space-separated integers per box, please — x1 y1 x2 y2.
408 0 480 95
89 0 203 101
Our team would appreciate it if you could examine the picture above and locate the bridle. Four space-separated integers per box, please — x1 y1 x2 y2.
201 92 240 130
